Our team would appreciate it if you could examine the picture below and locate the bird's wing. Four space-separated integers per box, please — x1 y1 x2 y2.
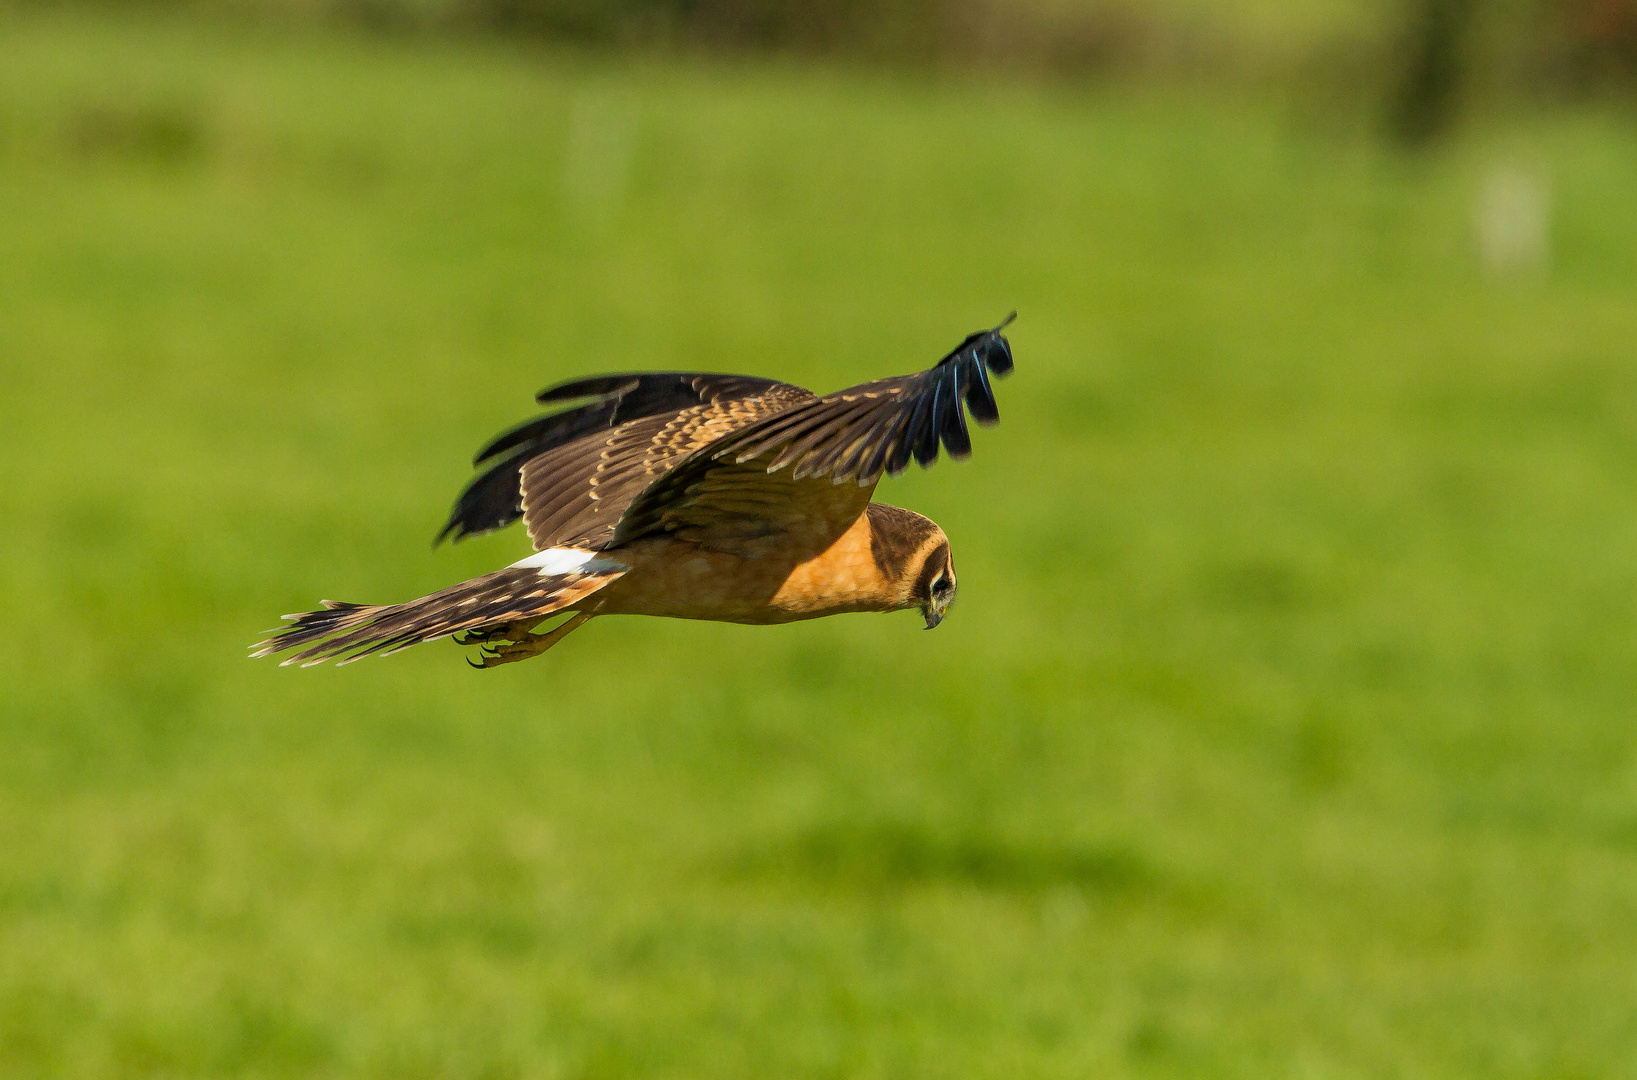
438 372 813 548
609 317 1015 549
516 389 813 550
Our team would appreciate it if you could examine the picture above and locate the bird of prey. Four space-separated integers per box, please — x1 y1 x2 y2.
252 316 1015 669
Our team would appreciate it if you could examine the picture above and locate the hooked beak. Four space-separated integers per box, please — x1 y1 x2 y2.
923 596 951 630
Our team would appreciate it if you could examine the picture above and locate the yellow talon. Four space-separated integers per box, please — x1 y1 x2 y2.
467 613 593 669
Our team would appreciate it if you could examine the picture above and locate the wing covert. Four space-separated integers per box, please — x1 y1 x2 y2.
609 316 1015 547
438 371 805 545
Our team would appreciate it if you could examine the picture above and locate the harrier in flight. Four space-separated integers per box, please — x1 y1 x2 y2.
253 316 1015 668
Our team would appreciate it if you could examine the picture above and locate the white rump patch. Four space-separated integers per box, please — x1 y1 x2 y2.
509 547 627 576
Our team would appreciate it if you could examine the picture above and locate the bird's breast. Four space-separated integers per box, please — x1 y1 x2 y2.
584 512 897 624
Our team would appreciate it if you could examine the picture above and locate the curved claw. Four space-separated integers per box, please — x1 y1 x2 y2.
469 644 506 670
460 612 594 671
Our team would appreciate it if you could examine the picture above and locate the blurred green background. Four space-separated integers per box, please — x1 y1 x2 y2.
5 1 1637 1076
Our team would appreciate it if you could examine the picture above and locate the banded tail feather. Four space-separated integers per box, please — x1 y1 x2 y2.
251 555 626 667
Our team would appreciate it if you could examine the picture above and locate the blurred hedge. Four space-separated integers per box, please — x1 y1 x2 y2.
182 0 1213 74
27 0 1637 134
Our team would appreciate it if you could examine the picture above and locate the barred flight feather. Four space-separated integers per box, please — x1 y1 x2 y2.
250 564 624 667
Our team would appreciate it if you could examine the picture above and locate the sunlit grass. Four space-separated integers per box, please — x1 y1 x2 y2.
4 10 1637 1077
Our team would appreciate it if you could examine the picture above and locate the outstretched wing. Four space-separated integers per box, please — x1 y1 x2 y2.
438 371 810 546
609 316 1015 548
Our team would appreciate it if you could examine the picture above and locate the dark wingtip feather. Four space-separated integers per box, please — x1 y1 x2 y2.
939 380 972 458
940 313 1015 368
912 380 943 468
435 508 489 547
969 313 1015 376
435 446 531 547
534 375 640 406
980 330 1014 377
906 314 1015 468
884 432 915 476
964 359 1000 425
948 314 1013 433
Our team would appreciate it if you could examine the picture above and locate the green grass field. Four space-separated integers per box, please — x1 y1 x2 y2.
5 11 1637 1077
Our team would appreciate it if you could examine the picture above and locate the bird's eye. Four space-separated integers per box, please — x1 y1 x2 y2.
928 571 945 594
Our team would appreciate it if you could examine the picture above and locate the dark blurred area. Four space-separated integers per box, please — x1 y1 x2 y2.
26 0 1637 142
1388 0 1637 142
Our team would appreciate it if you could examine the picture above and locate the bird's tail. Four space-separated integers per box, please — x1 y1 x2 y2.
251 562 625 667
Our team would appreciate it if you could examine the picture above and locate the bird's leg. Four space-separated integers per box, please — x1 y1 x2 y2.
453 620 536 647
470 613 593 669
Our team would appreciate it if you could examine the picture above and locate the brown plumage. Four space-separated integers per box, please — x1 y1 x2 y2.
252 316 1012 668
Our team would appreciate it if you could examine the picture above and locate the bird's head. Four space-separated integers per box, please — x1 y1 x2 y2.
865 504 957 630
912 538 958 630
